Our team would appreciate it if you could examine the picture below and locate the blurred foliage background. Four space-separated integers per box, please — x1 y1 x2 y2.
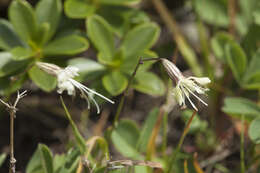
0 0 260 172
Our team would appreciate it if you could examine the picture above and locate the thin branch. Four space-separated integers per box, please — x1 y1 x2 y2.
0 90 27 173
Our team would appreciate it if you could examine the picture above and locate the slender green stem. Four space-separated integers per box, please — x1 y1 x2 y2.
167 110 197 173
162 111 168 157
113 58 143 126
240 115 245 173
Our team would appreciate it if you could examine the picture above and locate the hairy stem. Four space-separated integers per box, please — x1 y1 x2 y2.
9 111 15 173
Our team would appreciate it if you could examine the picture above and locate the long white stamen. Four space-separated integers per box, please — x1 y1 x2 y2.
70 79 114 104
180 85 198 111
182 84 208 106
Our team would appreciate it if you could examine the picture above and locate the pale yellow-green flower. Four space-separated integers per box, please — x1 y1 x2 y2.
162 59 210 111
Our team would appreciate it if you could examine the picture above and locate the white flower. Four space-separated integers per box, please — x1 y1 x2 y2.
36 62 114 113
161 59 210 111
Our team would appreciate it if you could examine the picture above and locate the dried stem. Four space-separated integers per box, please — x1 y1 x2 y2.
228 0 236 36
167 110 197 173
0 90 27 173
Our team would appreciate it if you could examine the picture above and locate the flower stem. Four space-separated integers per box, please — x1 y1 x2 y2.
167 110 197 173
113 58 143 126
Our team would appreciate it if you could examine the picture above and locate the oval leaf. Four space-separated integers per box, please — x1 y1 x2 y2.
43 35 89 56
0 19 25 50
29 65 57 92
242 50 260 89
8 0 37 42
11 47 33 60
36 0 62 42
133 72 165 96
122 22 160 58
0 52 29 77
222 97 260 120
87 15 115 62
249 118 260 144
194 0 229 26
102 71 128 96
111 119 142 159
225 41 247 82
65 0 96 18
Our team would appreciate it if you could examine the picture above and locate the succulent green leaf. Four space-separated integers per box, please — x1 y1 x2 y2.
193 0 228 26
102 71 128 96
0 52 29 77
249 118 260 144
0 19 25 50
242 24 260 58
36 0 62 42
28 65 57 92
133 72 165 96
242 50 260 89
225 41 247 82
11 47 33 60
222 97 260 120
111 119 143 159
39 144 54 173
43 35 89 56
65 0 96 18
87 15 115 62
122 23 160 58
9 0 37 43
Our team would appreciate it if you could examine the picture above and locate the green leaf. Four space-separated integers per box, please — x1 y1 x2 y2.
193 0 229 27
28 65 57 92
242 24 260 57
242 50 260 89
111 119 142 159
43 35 89 56
211 32 234 62
87 15 115 62
68 57 106 81
0 153 6 167
225 41 247 82
133 72 165 96
0 19 25 50
222 97 260 120
60 97 86 154
0 52 29 77
122 22 160 58
26 146 42 173
39 144 54 173
11 47 33 60
65 0 96 18
0 74 28 96
102 71 128 96
99 0 140 5
136 108 159 152
36 0 62 42
8 0 37 42
249 118 260 144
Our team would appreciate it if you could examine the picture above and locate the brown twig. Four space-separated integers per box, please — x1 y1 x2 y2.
228 0 236 36
0 90 27 173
